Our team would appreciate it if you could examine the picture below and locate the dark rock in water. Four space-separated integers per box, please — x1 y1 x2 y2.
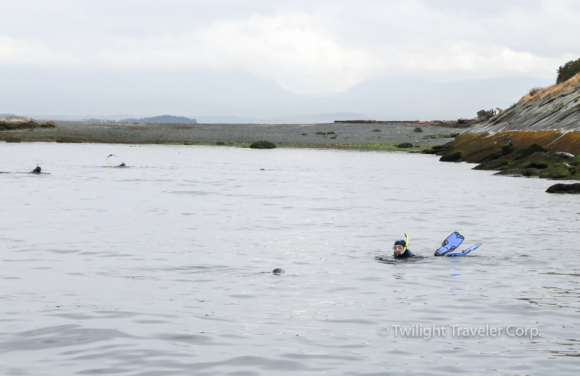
422 149 438 154
501 143 517 156
31 165 41 174
432 144 453 153
414 127 423 133
315 132 326 135
546 183 580 194
514 144 547 160
329 136 337 139
327 131 336 135
540 165 570 179
554 152 575 159
526 162 548 170
473 159 508 170
477 149 503 163
272 268 285 274
250 140 276 149
397 142 413 148
372 129 381 132
440 151 462 162
523 168 541 177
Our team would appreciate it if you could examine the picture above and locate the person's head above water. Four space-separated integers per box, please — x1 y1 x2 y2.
393 239 407 256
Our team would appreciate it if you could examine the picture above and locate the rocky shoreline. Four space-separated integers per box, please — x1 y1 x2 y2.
0 120 459 150
425 71 580 193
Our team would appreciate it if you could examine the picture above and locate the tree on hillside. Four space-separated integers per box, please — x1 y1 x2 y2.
557 58 580 84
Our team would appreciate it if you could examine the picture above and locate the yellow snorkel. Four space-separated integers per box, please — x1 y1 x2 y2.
404 234 409 252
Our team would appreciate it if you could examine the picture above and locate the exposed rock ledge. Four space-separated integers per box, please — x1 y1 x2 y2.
469 72 580 134
0 116 55 130
426 72 580 184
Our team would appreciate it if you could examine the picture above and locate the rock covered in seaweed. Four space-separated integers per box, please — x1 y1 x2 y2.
546 183 580 194
250 140 277 149
440 151 462 162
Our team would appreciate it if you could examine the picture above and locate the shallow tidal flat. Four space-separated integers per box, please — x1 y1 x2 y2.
1 143 579 375
2 121 456 149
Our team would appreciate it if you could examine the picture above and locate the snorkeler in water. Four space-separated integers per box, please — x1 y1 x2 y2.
31 165 41 174
393 233 481 259
393 235 416 259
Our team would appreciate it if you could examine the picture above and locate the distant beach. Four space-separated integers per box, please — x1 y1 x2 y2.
1 121 459 150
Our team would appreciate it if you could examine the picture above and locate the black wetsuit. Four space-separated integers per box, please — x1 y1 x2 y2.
394 249 416 259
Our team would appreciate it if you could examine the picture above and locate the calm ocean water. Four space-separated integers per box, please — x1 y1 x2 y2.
1 142 579 375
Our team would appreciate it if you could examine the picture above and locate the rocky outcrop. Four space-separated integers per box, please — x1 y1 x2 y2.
0 117 54 131
431 71 580 184
469 72 580 134
440 151 462 162
0 116 38 130
431 132 580 180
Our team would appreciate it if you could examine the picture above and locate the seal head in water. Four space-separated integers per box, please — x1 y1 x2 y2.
272 268 285 274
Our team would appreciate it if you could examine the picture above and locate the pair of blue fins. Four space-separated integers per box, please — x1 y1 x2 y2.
434 232 481 257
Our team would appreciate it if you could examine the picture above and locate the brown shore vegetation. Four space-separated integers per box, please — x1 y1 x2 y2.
520 71 580 102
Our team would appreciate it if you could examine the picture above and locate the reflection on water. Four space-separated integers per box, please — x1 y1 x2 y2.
1 142 579 375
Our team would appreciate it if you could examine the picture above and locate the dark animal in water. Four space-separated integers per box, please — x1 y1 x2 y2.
272 268 285 274
31 165 41 174
118 162 126 167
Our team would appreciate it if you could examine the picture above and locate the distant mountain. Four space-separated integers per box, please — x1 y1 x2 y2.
0 67 552 122
333 76 553 120
196 112 368 124
119 115 197 124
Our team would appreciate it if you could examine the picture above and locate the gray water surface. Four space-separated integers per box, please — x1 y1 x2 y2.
1 143 579 375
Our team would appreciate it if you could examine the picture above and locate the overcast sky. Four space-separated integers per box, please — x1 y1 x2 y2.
2 0 579 93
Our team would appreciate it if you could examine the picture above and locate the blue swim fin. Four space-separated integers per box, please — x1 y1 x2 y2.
434 232 464 256
447 243 481 257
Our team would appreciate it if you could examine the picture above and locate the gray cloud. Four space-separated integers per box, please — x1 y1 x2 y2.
1 0 578 93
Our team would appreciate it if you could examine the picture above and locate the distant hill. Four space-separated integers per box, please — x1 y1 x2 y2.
119 115 197 124
0 113 16 117
196 112 368 124
0 67 552 121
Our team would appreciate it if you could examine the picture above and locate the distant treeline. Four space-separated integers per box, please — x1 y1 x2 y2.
119 115 197 124
557 58 580 84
